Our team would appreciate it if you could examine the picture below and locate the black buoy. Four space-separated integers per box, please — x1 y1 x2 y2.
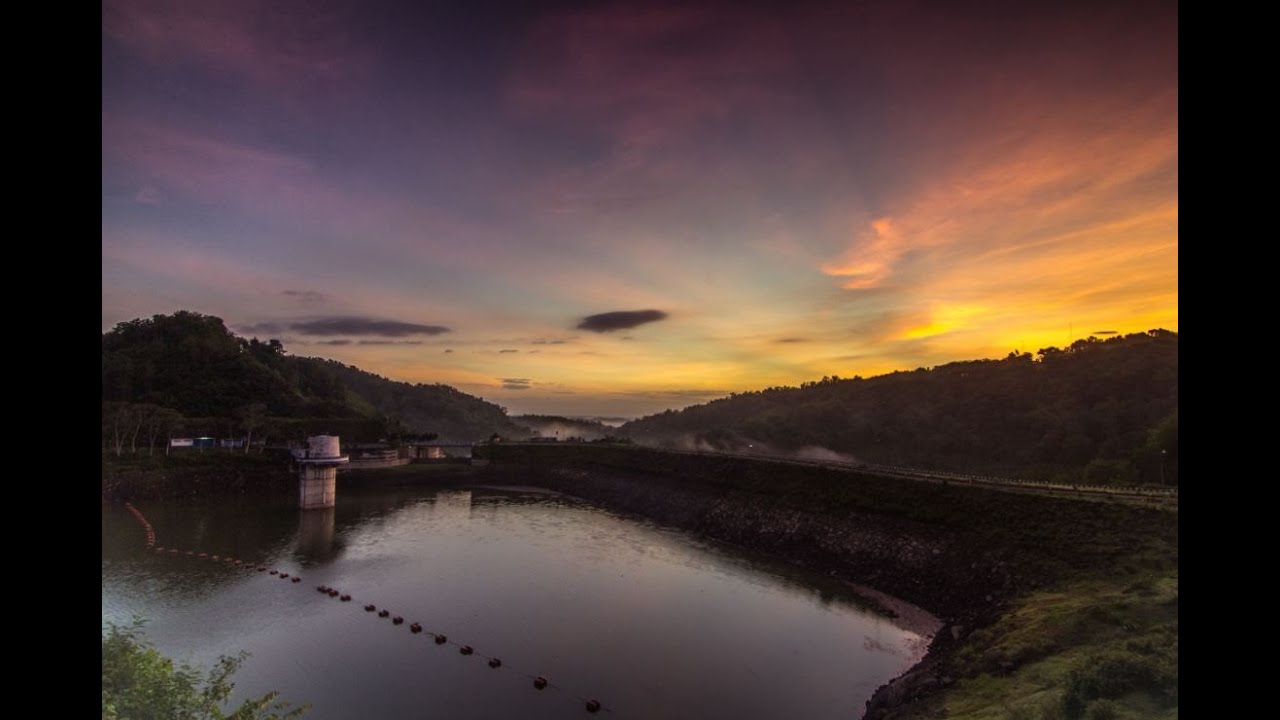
269 570 278 575
410 623 422 633
460 646 473 655
434 635 447 644
340 594 352 602
258 567 268 572
392 616 403 625
317 586 328 593
533 677 548 690
279 573 290 579
379 610 390 618
365 604 376 612
328 590 339 597
488 658 501 669
292 577 301 583
586 700 602 713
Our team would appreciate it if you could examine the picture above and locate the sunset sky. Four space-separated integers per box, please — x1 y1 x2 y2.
102 0 1177 417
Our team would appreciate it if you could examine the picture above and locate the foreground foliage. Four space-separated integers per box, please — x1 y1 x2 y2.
102 621 308 720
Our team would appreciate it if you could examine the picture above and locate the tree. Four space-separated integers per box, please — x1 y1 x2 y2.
102 620 307 719
141 406 185 456
236 403 269 454
103 402 145 457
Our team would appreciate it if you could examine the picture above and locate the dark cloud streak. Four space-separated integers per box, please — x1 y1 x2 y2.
577 309 668 333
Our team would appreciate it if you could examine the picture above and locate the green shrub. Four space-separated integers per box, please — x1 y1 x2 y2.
102 620 307 720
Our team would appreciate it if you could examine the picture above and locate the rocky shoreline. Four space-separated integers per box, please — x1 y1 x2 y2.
476 444 1178 718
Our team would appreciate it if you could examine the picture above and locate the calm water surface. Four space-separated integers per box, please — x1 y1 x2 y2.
102 485 932 719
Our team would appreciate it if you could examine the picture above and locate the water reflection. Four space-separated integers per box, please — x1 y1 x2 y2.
103 485 934 720
295 508 340 564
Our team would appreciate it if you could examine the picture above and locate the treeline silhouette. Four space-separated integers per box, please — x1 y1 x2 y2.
620 331 1178 485
102 311 526 449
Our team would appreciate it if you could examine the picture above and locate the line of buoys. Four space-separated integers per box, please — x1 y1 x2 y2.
130 503 610 715
123 503 157 550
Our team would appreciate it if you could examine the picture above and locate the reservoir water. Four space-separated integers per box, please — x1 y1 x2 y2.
102 485 932 719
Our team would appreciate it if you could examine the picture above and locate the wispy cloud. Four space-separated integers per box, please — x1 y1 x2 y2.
289 318 450 337
282 290 326 303
103 0 370 89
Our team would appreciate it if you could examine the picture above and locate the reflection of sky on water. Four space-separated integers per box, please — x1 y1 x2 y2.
103 486 932 719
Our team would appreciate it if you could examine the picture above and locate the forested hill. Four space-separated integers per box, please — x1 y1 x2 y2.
619 330 1179 484
101 311 526 442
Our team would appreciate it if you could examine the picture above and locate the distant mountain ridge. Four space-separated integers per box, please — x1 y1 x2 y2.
618 330 1178 484
513 415 614 440
101 311 526 442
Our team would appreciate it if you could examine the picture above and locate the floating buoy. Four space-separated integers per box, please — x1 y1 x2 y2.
198 552 207 558
365 604 376 612
292 577 301 583
258 567 268 572
533 677 547 690
340 594 351 602
168 549 178 554
488 658 501 669
279 573 289 579
154 546 165 552
410 623 422 633
186 551 194 556
434 635 447 644
328 590 339 597
317 586 328 593
269 570 278 575
378 610 390 618
211 555 220 561
460 646 473 655
392 617 403 625
586 700 602 713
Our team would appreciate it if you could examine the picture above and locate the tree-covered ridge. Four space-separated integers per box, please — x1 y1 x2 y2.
101 311 525 444
514 415 614 440
620 330 1178 484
